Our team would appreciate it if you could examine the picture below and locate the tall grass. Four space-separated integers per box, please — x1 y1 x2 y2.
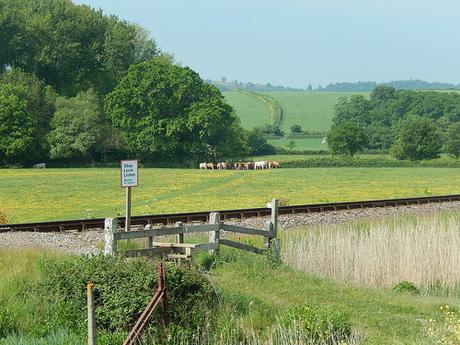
282 213 460 293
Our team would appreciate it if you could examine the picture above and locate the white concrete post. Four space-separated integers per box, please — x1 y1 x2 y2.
104 218 117 256
209 212 220 255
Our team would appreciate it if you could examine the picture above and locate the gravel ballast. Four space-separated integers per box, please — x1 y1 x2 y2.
1 201 459 255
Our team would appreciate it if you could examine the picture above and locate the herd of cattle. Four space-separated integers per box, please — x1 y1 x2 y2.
199 161 280 170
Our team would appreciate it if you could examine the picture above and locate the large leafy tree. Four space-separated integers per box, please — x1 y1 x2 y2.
48 90 107 161
0 69 56 164
327 122 367 157
104 58 247 160
445 122 460 158
0 0 158 96
391 116 441 160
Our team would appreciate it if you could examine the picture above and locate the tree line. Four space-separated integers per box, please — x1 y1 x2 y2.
322 80 460 92
327 86 460 159
0 0 251 166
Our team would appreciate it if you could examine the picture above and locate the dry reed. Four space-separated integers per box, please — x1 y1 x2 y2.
282 213 460 293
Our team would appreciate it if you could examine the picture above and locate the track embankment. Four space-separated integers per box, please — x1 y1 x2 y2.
1 199 459 254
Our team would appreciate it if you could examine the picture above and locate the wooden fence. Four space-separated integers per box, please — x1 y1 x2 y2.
104 199 279 259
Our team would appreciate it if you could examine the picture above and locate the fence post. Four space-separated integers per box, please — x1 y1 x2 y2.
209 212 220 255
270 198 279 238
104 218 117 256
264 220 274 249
175 222 184 244
87 282 96 345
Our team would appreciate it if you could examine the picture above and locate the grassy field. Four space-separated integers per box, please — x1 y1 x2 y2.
224 90 272 129
268 137 328 151
263 91 369 133
1 167 459 223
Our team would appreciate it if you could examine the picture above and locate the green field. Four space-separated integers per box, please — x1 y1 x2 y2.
223 90 272 129
1 167 459 223
268 137 328 151
225 90 369 133
263 91 369 133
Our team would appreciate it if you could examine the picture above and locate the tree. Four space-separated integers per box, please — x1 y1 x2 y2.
307 84 313 92
0 69 56 164
326 122 367 157
48 90 106 161
290 124 302 134
445 122 460 158
287 140 296 151
104 58 247 160
390 116 441 160
247 128 276 156
0 0 158 96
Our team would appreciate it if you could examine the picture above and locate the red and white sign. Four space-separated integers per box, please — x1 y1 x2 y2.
120 160 138 187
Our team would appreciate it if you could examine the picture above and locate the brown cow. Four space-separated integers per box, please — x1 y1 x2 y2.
243 162 254 170
268 161 280 169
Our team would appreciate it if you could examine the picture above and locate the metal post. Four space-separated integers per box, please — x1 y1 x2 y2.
87 282 96 345
125 187 132 232
209 212 220 255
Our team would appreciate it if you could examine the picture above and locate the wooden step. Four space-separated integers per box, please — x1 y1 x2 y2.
167 254 191 259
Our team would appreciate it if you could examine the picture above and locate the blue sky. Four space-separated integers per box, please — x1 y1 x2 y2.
74 0 460 88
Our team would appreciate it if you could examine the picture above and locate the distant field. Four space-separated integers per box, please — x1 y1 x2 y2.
1 167 458 223
263 91 369 133
225 90 369 133
268 137 328 151
223 90 272 129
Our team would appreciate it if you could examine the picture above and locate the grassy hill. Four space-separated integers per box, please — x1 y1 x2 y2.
225 90 369 133
223 90 273 129
263 91 369 133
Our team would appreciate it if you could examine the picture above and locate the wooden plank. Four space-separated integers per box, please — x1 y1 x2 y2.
122 247 179 258
114 224 217 240
220 224 273 237
220 239 266 255
152 242 197 248
194 242 219 251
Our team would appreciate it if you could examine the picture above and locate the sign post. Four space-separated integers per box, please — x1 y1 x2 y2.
121 160 138 232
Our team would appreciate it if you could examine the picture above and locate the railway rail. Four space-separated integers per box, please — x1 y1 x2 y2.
1 194 459 233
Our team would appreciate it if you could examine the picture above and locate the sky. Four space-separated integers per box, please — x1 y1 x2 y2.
74 0 460 88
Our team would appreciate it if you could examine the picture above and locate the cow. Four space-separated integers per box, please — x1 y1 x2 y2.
254 161 268 170
243 162 254 170
268 161 280 169
234 162 244 170
217 162 228 170
199 163 207 169
33 163 46 169
206 163 215 170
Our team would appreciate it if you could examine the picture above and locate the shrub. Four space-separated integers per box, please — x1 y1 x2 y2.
33 255 215 339
193 251 216 271
281 304 351 341
393 281 420 295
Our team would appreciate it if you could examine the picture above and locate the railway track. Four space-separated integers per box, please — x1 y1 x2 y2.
1 194 459 233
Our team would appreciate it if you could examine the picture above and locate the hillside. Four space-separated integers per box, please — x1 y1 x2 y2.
224 90 274 129
263 91 369 133
225 90 369 133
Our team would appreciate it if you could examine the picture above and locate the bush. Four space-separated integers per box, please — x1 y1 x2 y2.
393 281 420 295
281 304 351 341
33 255 215 340
281 156 460 168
